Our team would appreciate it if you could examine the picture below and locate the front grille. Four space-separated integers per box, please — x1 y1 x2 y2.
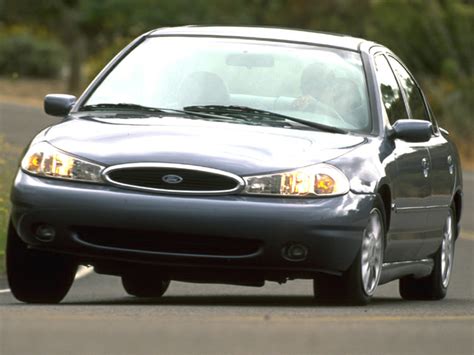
75 227 262 257
105 165 242 193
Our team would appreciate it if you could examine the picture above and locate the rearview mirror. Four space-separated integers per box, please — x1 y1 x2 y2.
226 53 274 68
390 119 432 143
44 94 77 117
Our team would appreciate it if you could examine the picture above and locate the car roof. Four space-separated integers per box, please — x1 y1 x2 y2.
149 26 369 52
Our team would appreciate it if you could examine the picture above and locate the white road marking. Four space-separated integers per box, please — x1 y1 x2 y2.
461 231 474 241
75 266 94 280
0 266 94 294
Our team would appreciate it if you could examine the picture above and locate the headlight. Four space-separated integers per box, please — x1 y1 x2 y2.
243 163 349 196
21 142 104 183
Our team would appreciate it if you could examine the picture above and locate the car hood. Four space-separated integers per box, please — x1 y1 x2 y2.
43 116 366 176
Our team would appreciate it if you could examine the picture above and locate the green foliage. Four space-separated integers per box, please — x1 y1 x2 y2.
0 0 472 144
85 37 133 83
364 0 473 144
0 29 64 78
0 136 21 272
422 76 474 141
366 0 473 78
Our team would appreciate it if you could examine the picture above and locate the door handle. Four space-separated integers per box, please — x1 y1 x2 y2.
447 155 454 175
421 158 429 177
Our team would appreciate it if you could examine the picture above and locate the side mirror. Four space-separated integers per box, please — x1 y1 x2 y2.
44 94 77 117
390 119 432 143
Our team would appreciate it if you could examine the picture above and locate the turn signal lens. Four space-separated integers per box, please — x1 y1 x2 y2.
315 173 335 194
26 152 43 171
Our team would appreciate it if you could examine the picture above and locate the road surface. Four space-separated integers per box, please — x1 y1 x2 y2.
0 102 473 355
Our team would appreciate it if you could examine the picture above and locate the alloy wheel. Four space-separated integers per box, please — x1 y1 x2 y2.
361 209 384 296
441 211 455 288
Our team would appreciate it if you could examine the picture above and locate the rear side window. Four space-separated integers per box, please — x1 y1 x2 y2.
374 55 409 125
387 57 430 122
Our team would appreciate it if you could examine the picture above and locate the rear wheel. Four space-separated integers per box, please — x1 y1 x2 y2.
6 221 77 304
399 207 456 300
122 274 170 297
314 197 385 305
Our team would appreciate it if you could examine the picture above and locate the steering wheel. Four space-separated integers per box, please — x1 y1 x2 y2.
293 95 347 124
312 99 347 124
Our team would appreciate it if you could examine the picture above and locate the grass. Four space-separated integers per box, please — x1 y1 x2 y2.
0 135 22 273
0 76 69 106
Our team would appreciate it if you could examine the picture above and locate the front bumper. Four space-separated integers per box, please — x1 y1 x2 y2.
11 170 376 275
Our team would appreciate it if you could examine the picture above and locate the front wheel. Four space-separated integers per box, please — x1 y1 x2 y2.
6 221 77 303
399 207 456 300
314 199 385 305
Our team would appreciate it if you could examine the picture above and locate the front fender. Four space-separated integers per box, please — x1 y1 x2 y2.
327 138 393 194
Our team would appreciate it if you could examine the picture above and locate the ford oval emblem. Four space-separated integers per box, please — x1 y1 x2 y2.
162 174 183 184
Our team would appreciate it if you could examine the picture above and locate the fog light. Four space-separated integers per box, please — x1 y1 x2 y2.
282 243 308 262
35 225 56 242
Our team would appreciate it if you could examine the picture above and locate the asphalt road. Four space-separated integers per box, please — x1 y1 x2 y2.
0 102 473 355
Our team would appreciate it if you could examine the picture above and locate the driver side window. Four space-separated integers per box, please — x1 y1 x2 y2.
387 57 431 122
374 54 409 125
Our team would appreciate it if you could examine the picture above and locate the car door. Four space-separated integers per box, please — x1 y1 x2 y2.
373 53 431 262
387 56 454 256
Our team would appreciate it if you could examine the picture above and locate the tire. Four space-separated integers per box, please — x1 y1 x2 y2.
122 274 170 297
399 206 456 301
6 221 77 304
314 196 385 305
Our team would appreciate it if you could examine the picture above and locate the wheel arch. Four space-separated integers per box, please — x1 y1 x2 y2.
453 189 462 239
377 183 392 233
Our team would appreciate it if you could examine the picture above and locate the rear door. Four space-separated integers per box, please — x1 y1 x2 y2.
373 54 431 261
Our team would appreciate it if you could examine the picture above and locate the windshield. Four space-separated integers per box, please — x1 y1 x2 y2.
82 36 371 133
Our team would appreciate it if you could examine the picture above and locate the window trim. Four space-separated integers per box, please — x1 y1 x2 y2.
386 54 439 135
372 52 410 128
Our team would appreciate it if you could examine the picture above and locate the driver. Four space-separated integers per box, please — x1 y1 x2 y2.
292 62 336 111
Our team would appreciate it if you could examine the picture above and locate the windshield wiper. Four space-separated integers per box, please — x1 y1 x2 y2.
80 103 171 113
184 105 347 134
79 103 345 133
79 103 251 122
